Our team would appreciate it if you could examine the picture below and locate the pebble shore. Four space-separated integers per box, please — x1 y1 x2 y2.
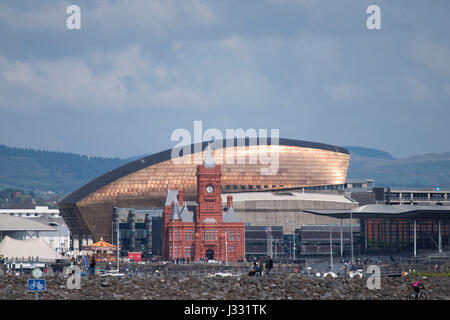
0 273 449 300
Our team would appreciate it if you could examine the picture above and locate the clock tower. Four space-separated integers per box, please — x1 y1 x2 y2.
162 143 245 263
196 145 222 224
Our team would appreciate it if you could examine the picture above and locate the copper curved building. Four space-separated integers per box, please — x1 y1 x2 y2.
59 138 350 242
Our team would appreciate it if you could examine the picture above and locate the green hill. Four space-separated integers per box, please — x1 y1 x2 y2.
0 144 449 195
0 145 128 194
343 146 395 160
345 147 450 189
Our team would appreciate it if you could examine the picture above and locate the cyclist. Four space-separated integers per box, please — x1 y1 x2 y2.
411 280 425 299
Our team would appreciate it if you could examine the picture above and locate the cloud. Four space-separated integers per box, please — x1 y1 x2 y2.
410 40 450 76
1 1 450 158
0 47 149 111
0 2 67 31
0 0 216 35
2 60 34 84
326 82 365 102
405 77 432 101
265 0 318 9
0 37 275 112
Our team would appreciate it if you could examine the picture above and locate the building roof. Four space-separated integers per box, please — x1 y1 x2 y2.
113 207 163 223
179 206 194 223
304 204 450 219
0 236 65 260
0 206 60 214
165 189 179 206
0 214 58 232
170 203 181 220
222 207 240 223
221 191 356 204
59 138 349 206
346 179 374 184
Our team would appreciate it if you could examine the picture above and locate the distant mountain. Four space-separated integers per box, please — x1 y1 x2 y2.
0 145 128 194
0 144 448 195
123 154 149 163
344 147 450 189
343 146 395 160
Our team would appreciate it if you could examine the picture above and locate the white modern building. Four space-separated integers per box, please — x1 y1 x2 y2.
0 206 60 218
0 206 72 255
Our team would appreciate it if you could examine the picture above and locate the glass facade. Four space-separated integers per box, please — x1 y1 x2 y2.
113 208 163 257
244 226 284 261
362 218 450 253
296 225 360 256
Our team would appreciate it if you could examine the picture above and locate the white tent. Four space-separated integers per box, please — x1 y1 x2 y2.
0 235 65 260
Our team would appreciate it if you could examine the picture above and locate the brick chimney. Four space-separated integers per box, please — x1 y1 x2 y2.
178 189 184 206
227 195 233 208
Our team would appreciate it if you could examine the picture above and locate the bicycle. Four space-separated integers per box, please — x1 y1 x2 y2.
409 289 427 300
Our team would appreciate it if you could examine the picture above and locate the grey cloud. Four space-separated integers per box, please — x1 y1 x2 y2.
410 40 450 76
0 0 449 159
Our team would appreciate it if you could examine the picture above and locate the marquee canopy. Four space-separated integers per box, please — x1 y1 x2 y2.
0 235 65 260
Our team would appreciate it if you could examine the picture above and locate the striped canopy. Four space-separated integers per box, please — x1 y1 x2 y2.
83 237 117 251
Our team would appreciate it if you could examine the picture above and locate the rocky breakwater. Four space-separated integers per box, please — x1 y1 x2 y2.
0 274 448 300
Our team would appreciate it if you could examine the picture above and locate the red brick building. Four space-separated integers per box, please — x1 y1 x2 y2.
161 148 245 262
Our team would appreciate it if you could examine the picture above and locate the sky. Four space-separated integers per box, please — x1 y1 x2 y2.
0 0 449 159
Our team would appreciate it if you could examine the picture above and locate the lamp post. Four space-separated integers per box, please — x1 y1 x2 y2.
266 226 272 258
330 227 334 272
293 228 296 261
414 219 417 258
172 223 175 262
117 220 120 272
350 211 354 265
288 220 296 261
224 230 228 266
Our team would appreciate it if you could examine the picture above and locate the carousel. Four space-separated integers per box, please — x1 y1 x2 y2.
82 237 119 262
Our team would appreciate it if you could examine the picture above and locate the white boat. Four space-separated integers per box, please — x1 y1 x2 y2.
323 272 337 278
208 272 241 277
100 269 125 277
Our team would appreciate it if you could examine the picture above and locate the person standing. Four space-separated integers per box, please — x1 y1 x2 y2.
265 256 273 275
89 256 96 276
257 258 264 276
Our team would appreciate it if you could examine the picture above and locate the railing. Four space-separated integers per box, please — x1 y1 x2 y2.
1 257 70 264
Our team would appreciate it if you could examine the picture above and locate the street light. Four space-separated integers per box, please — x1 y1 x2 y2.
224 230 228 266
329 227 333 272
172 223 175 262
287 219 296 261
350 211 354 266
267 227 273 258
293 229 296 261
116 219 120 272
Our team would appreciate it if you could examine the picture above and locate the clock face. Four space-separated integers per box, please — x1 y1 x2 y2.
206 185 214 193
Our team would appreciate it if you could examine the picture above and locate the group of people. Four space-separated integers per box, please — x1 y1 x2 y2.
69 255 96 275
248 256 273 276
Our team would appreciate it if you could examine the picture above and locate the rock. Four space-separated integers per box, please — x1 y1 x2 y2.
0 270 447 300
320 292 332 299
